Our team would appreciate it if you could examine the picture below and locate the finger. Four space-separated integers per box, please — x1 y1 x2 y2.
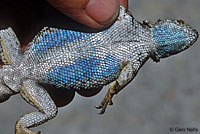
85 0 120 28
46 0 120 29
118 0 128 9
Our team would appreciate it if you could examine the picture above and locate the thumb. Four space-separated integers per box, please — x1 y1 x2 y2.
46 0 120 29
85 0 120 28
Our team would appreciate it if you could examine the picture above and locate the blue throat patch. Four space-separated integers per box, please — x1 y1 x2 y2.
152 22 188 58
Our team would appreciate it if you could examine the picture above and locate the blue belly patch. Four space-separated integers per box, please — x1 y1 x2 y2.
30 27 113 53
45 54 121 89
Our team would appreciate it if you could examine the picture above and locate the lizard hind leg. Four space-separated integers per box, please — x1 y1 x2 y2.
96 61 136 114
16 79 58 134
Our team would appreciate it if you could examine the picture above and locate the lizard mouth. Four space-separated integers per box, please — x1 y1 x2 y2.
191 28 198 45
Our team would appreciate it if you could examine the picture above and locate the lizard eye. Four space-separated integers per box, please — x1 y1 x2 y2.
151 20 198 58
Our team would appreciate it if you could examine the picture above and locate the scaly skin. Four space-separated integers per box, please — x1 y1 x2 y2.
0 6 198 134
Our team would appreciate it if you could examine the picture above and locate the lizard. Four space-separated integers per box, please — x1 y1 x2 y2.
0 5 198 134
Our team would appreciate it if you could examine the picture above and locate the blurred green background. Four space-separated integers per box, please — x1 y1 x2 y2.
0 0 200 134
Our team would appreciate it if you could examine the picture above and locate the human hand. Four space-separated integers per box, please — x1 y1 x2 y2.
46 0 128 29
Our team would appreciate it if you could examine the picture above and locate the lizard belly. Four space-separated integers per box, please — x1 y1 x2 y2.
43 54 121 90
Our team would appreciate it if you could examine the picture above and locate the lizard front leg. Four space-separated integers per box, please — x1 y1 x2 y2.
16 79 57 134
96 61 138 114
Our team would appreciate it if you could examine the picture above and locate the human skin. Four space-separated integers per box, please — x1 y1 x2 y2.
46 0 128 29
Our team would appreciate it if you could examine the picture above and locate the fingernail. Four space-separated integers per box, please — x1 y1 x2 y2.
86 0 119 26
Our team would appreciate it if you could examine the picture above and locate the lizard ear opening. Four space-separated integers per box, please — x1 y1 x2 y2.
151 19 198 59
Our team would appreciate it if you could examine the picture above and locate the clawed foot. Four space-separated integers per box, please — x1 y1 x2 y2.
16 121 41 134
96 89 114 114
96 81 119 114
16 128 40 134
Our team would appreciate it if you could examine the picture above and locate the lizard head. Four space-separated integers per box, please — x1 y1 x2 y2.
146 19 198 61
